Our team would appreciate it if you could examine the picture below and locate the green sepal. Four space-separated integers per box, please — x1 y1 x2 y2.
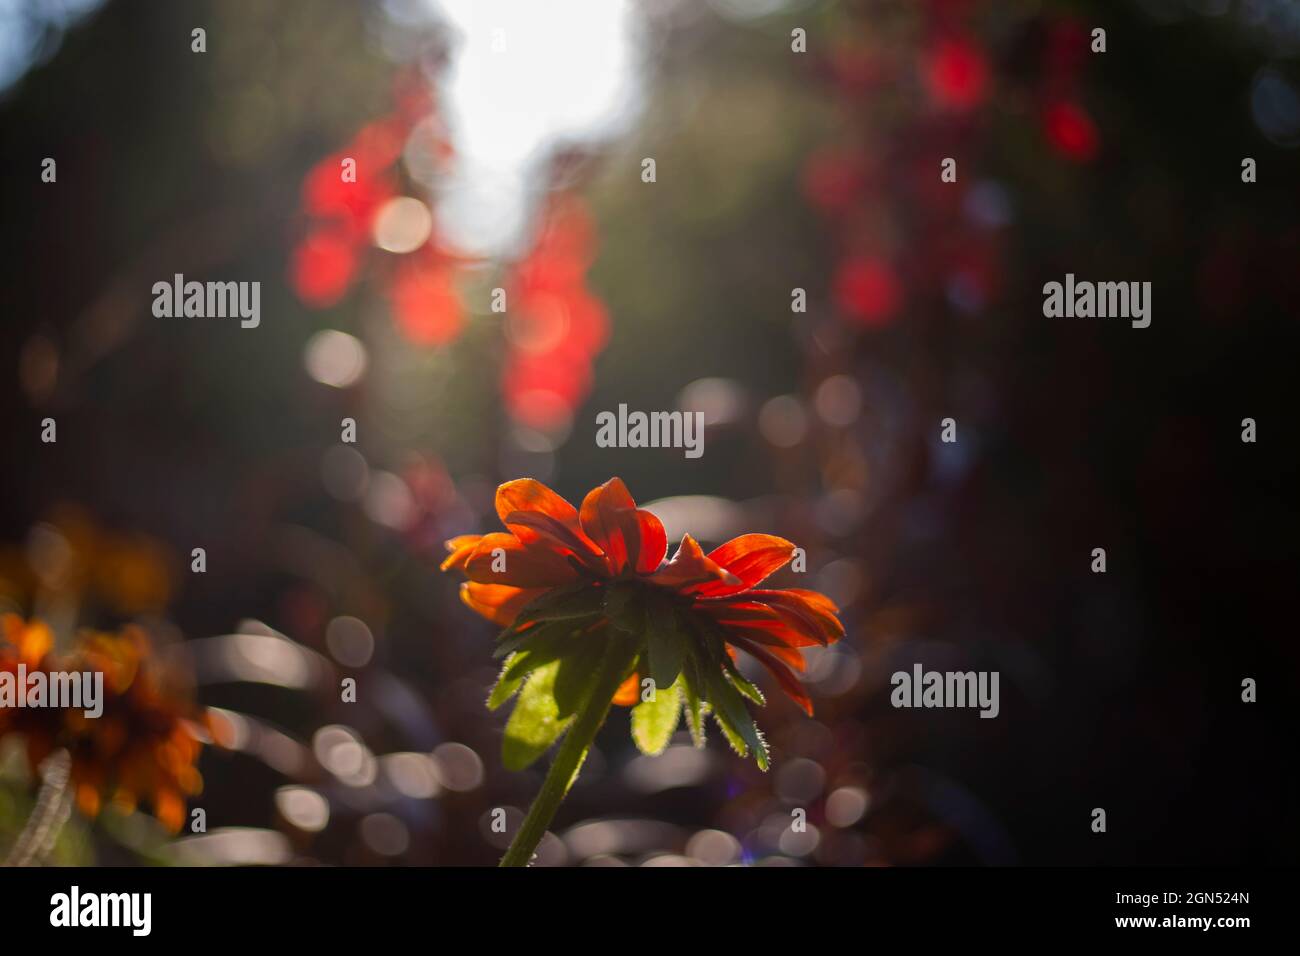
487 653 527 711
553 637 607 718
512 581 606 629
722 655 766 707
644 599 685 691
706 664 770 771
678 645 709 748
630 679 681 756
494 614 591 661
604 584 647 638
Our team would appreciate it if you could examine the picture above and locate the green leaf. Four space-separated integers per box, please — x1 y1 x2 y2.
631 679 681 755
707 667 770 771
502 660 574 771
644 601 685 690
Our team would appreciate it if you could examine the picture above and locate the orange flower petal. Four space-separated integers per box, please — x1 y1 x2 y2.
776 587 840 617
502 510 607 574
154 788 185 834
462 533 582 588
76 781 103 819
723 590 844 645
696 534 796 597
731 638 814 716
495 479 610 571
700 601 825 648
495 479 580 532
632 511 668 575
3 615 53 666
649 534 741 592
441 534 484 572
578 478 668 575
727 629 807 671
579 479 633 572
611 672 640 706
459 582 547 627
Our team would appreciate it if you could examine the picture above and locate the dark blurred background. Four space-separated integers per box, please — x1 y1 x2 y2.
0 0 1296 865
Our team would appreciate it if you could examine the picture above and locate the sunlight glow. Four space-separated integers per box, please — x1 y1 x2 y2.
422 0 643 256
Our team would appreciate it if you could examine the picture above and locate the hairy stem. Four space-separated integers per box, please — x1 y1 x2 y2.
4 749 73 867
499 636 634 867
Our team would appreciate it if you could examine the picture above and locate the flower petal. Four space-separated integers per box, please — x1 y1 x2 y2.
696 534 797 597
462 533 582 588
459 582 547 627
441 534 484 573
648 534 741 592
578 479 633 572
4 616 53 666
728 630 807 671
699 601 825 648
611 672 640 706
724 590 844 645
495 479 607 570
503 510 608 575
578 478 668 575
730 637 814 716
631 510 668 574
495 478 582 527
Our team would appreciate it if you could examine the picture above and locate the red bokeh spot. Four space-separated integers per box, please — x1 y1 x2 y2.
924 38 989 111
302 153 394 240
834 256 903 327
388 259 464 347
496 195 610 428
1044 101 1099 162
502 352 593 430
290 229 359 307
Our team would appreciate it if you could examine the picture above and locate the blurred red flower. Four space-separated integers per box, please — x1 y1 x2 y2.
501 197 608 429
388 252 464 346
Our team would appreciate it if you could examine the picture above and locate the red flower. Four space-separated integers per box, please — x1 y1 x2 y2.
442 479 845 769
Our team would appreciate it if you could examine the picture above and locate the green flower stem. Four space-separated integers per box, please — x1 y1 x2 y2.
499 635 635 867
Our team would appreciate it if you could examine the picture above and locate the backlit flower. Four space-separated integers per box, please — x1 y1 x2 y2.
442 478 845 770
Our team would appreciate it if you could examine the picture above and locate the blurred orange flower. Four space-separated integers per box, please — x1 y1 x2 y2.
0 615 216 833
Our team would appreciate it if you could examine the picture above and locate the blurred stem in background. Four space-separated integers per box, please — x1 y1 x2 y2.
2 750 71 867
